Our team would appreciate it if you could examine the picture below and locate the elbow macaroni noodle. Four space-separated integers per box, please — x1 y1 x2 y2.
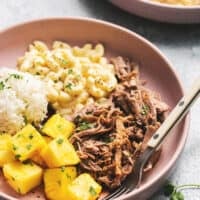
17 41 117 118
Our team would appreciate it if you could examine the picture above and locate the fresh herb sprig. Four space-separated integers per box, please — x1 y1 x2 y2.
164 181 200 200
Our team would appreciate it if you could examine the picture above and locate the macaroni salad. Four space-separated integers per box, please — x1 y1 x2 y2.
17 41 117 118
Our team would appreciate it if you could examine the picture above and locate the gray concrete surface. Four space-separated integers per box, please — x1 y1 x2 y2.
0 0 200 199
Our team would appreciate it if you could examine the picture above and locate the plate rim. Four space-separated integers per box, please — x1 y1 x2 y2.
0 17 190 200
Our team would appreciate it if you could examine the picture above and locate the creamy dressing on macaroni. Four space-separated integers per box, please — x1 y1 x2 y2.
17 41 117 118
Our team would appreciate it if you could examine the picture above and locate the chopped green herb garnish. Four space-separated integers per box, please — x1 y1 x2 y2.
60 166 65 172
15 154 21 159
76 121 93 131
0 81 5 90
89 186 97 196
29 134 34 139
59 58 68 65
65 83 73 90
35 72 40 75
68 69 73 74
26 144 32 150
141 104 150 115
24 116 28 124
66 173 72 179
102 137 114 143
95 78 103 85
57 138 64 145
75 75 81 79
11 176 15 181
10 74 23 79
13 145 18 151
57 124 62 129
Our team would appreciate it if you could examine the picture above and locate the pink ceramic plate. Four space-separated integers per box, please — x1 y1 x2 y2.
110 0 200 23
0 18 189 200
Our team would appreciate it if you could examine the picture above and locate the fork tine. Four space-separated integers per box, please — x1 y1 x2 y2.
109 187 128 200
104 186 130 200
103 185 124 200
103 148 155 200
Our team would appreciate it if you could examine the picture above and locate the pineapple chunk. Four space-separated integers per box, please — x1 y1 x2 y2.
12 124 46 161
66 173 102 200
3 161 43 194
44 167 77 200
0 135 15 167
31 154 46 167
42 114 75 138
43 136 52 143
30 136 52 167
41 136 80 167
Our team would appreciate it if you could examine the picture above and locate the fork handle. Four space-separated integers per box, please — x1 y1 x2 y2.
148 77 200 148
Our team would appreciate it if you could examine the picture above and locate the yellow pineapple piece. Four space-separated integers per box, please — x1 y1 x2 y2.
0 134 15 167
43 136 52 143
42 114 75 138
12 124 46 161
30 136 52 167
3 161 43 194
41 136 80 168
66 173 102 200
31 154 46 167
44 166 77 200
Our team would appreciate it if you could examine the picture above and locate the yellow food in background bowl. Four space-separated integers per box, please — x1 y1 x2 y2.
153 0 200 5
